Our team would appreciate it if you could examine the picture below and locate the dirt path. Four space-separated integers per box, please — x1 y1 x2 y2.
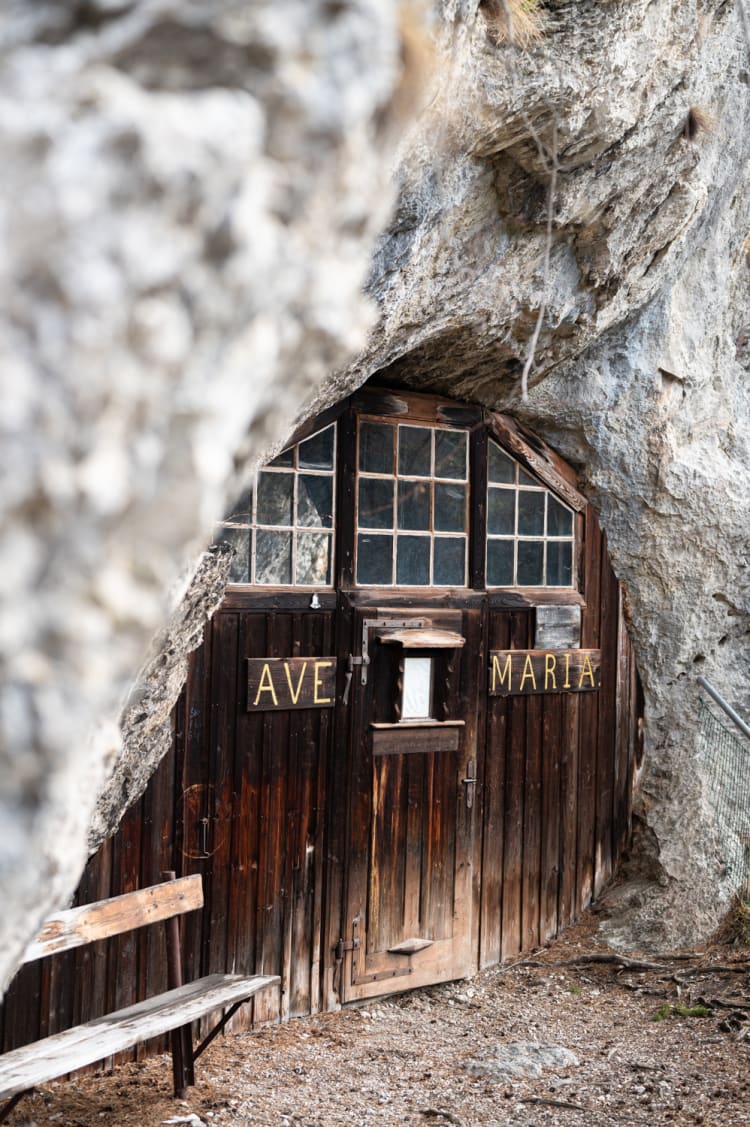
9 914 750 1126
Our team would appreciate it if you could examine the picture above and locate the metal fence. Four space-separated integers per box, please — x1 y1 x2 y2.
699 687 750 895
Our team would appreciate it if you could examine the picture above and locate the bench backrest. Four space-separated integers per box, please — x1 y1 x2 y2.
21 874 203 965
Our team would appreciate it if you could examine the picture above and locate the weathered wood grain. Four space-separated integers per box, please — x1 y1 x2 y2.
21 877 204 965
0 975 279 1100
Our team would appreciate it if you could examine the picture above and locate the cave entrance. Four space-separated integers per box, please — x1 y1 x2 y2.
0 386 642 1046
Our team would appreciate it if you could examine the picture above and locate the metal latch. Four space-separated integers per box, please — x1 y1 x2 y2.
342 653 367 706
334 936 360 960
462 759 477 810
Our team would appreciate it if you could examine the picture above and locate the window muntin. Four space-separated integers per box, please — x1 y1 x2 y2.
355 420 469 587
217 425 336 586
486 440 575 588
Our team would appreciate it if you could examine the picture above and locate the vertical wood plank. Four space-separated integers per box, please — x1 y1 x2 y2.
479 611 509 967
558 694 580 929
594 546 619 896
521 688 542 952
576 509 601 912
500 609 532 960
540 693 562 942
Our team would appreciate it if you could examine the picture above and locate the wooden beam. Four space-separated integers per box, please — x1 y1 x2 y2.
486 413 588 512
21 875 204 964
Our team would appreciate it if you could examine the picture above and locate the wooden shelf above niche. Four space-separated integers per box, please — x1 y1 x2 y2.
376 628 466 649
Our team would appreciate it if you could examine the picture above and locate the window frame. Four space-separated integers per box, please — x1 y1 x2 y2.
217 422 337 589
485 438 577 591
216 390 586 599
354 414 471 590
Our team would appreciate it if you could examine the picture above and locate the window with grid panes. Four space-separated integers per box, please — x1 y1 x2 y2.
216 425 336 586
486 439 575 587
355 420 469 586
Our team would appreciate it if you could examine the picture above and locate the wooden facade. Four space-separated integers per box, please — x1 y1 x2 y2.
1 387 642 1053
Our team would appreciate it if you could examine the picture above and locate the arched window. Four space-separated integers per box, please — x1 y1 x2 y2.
486 439 575 588
217 424 336 586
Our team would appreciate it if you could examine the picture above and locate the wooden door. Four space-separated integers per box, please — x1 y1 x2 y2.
338 607 480 1002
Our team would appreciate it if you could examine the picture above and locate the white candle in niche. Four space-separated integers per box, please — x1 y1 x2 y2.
401 656 433 721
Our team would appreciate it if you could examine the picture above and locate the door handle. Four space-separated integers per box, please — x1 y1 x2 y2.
461 759 476 809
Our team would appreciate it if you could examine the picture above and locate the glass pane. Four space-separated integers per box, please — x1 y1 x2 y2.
223 486 253 524
359 422 394 474
298 474 333 528
548 495 573 537
255 529 292 584
547 541 573 586
434 536 466 586
488 487 515 535
434 430 467 480
517 540 544 585
358 477 394 529
518 490 545 536
488 442 514 484
396 535 430 585
398 480 430 530
214 526 250 583
296 531 332 585
398 426 432 477
256 471 293 526
487 539 514 586
519 467 537 487
434 483 466 532
401 656 433 720
357 534 393 585
269 448 294 467
298 426 334 470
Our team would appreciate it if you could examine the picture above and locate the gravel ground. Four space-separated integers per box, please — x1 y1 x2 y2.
9 912 750 1127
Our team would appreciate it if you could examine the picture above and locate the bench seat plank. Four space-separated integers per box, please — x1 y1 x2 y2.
0 974 279 1099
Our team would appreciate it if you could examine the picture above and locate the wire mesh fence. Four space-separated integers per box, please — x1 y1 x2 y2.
699 696 750 895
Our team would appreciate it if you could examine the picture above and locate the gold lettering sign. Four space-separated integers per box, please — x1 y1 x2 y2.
489 650 601 696
247 658 337 711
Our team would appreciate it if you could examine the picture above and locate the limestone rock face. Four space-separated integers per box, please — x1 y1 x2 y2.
0 0 408 989
344 0 750 947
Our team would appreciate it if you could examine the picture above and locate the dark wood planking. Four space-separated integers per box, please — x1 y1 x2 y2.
343 609 377 990
521 669 542 953
203 611 239 1006
594 543 619 897
576 509 602 913
179 622 213 992
480 610 509 968
500 609 533 960
309 616 332 1013
255 612 290 1025
540 692 562 942
557 693 580 929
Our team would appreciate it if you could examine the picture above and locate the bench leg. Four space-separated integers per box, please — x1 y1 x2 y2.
170 1024 194 1099
0 1091 30 1124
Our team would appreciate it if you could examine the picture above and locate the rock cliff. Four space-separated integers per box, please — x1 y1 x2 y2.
339 0 750 947
2 0 749 994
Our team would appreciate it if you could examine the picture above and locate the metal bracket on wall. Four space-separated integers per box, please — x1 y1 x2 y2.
359 618 425 686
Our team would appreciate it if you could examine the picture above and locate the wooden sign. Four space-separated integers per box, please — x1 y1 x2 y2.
247 658 337 711
489 649 601 696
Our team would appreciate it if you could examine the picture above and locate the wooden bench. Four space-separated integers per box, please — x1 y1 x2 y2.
0 872 279 1123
